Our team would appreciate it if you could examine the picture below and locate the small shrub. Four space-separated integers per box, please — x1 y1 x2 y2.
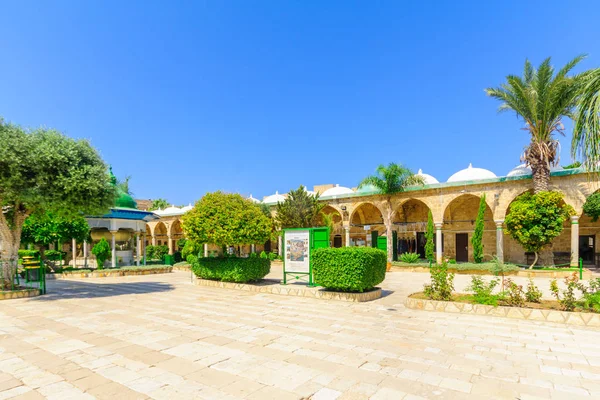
550 274 582 312
146 245 168 260
18 249 40 259
423 263 455 301
448 259 457 264
182 240 201 261
176 238 187 249
190 257 270 283
503 278 526 307
399 252 420 263
92 239 111 270
312 247 387 292
466 276 500 306
580 278 600 313
525 279 543 303
268 252 278 261
44 250 67 261
259 251 268 259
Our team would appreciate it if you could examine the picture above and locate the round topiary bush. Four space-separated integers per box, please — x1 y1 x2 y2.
312 247 387 292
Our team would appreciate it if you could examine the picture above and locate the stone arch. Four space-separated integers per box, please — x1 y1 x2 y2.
318 205 345 246
153 221 168 246
170 219 185 250
393 198 432 257
439 191 496 223
349 202 385 247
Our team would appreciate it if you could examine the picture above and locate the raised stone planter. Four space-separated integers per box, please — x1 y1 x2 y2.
193 276 381 302
46 267 173 279
405 294 600 327
172 265 191 271
390 266 591 279
0 288 41 300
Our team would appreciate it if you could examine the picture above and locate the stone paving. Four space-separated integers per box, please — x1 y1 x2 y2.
1 269 600 399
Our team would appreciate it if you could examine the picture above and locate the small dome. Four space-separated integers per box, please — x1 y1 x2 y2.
416 169 439 184
321 184 354 197
263 191 285 204
356 184 380 194
507 164 564 177
447 163 497 183
115 191 137 209
181 203 193 212
248 194 261 203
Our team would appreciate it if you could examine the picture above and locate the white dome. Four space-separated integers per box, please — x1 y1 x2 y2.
447 163 497 182
301 186 316 196
263 191 285 204
507 164 564 177
180 203 193 212
321 184 354 197
154 205 188 216
248 194 261 203
416 169 439 184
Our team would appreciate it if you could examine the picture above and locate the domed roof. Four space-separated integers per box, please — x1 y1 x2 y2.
248 194 261 203
356 184 381 194
416 169 439 184
447 163 497 183
180 203 193 212
321 184 354 197
109 167 137 209
506 164 564 177
263 191 285 204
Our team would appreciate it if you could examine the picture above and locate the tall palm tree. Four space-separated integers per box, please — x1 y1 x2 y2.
359 163 424 262
486 56 585 193
572 68 600 169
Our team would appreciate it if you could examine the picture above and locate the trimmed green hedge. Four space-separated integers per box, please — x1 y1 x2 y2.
312 247 387 292
189 256 270 283
18 249 40 259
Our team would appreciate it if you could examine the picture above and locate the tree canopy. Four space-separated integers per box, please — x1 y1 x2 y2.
182 191 272 247
21 212 90 247
572 68 600 171
149 198 169 211
0 119 116 261
275 186 324 229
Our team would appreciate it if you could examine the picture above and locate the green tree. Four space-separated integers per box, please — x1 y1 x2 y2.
572 68 600 170
359 163 424 262
471 194 486 263
583 192 600 222
0 119 116 284
504 192 574 268
21 212 90 257
92 238 111 270
275 186 324 229
425 210 435 263
149 198 169 211
486 56 585 193
182 192 272 247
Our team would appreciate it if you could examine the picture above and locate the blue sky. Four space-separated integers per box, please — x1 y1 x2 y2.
1 1 599 205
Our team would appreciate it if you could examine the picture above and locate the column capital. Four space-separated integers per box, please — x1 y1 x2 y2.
495 220 504 229
570 215 580 224
344 226 350 232
434 223 443 229
109 230 118 235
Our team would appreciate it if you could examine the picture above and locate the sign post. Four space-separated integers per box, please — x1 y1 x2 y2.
282 227 329 286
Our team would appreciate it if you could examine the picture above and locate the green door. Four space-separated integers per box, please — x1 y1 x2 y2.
371 231 378 248
311 227 329 250
377 236 387 252
392 231 398 261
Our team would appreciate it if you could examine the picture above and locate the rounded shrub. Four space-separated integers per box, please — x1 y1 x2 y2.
312 247 386 292
190 257 270 283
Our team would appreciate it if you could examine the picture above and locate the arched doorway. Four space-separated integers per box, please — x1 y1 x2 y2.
318 205 344 247
349 203 384 248
394 199 432 259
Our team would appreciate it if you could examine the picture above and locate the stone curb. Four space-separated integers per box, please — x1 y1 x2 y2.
391 266 592 279
405 294 600 327
45 267 173 280
0 288 41 300
172 265 191 271
193 276 381 302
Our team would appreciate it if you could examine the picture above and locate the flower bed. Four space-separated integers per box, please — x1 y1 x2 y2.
390 262 590 278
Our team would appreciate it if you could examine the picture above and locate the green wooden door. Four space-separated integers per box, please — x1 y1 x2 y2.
377 236 387 252
311 227 330 250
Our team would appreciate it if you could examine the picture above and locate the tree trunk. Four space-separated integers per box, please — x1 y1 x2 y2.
385 200 393 263
529 252 538 269
0 204 28 288
529 158 554 265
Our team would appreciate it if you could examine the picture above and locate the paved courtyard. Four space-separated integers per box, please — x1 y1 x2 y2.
1 270 600 400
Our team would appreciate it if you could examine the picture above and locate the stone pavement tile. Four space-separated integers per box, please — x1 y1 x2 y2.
0 379 22 392
219 377 264 398
244 385 300 400
61 367 94 383
370 387 408 400
311 387 342 400
439 377 473 394
185 367 238 388
0 386 32 400
154 357 205 376
9 390 45 400
70 372 112 392
337 392 368 400
86 382 148 400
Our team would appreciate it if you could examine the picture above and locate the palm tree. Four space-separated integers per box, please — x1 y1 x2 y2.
486 56 585 193
572 68 600 169
359 163 424 262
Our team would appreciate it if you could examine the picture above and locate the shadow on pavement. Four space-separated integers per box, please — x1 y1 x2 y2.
30 280 175 301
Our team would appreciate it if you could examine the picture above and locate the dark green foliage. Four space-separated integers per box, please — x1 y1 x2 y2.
471 194 486 263
149 198 169 211
425 211 434 262
181 240 201 261
21 212 90 246
18 250 40 259
583 192 600 222
92 238 111 270
467 276 500 306
190 257 270 283
44 250 66 261
146 245 168 260
423 263 454 301
312 247 386 292
525 279 543 303
399 252 420 263
504 191 574 255
173 251 182 263
176 238 187 249
275 186 324 229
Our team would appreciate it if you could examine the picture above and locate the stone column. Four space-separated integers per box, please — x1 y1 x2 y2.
110 231 117 269
136 233 141 267
167 235 173 255
152 235 156 246
495 220 504 263
345 226 351 247
571 216 580 267
142 234 147 265
251 244 256 254
83 240 88 268
72 238 76 267
435 223 443 264
203 243 208 257
278 235 283 256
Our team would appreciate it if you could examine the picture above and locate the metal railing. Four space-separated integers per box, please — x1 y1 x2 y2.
1 257 46 294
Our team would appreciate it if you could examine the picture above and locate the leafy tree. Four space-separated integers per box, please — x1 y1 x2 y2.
117 175 133 196
562 161 582 169
359 163 424 262
425 210 435 262
275 186 324 229
486 56 585 193
21 212 90 257
182 240 201 261
92 238 111 269
583 192 600 222
0 119 116 284
504 191 574 268
149 198 169 211
572 67 600 170
182 191 272 247
471 194 486 263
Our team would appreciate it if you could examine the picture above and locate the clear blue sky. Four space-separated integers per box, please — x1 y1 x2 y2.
1 1 599 205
